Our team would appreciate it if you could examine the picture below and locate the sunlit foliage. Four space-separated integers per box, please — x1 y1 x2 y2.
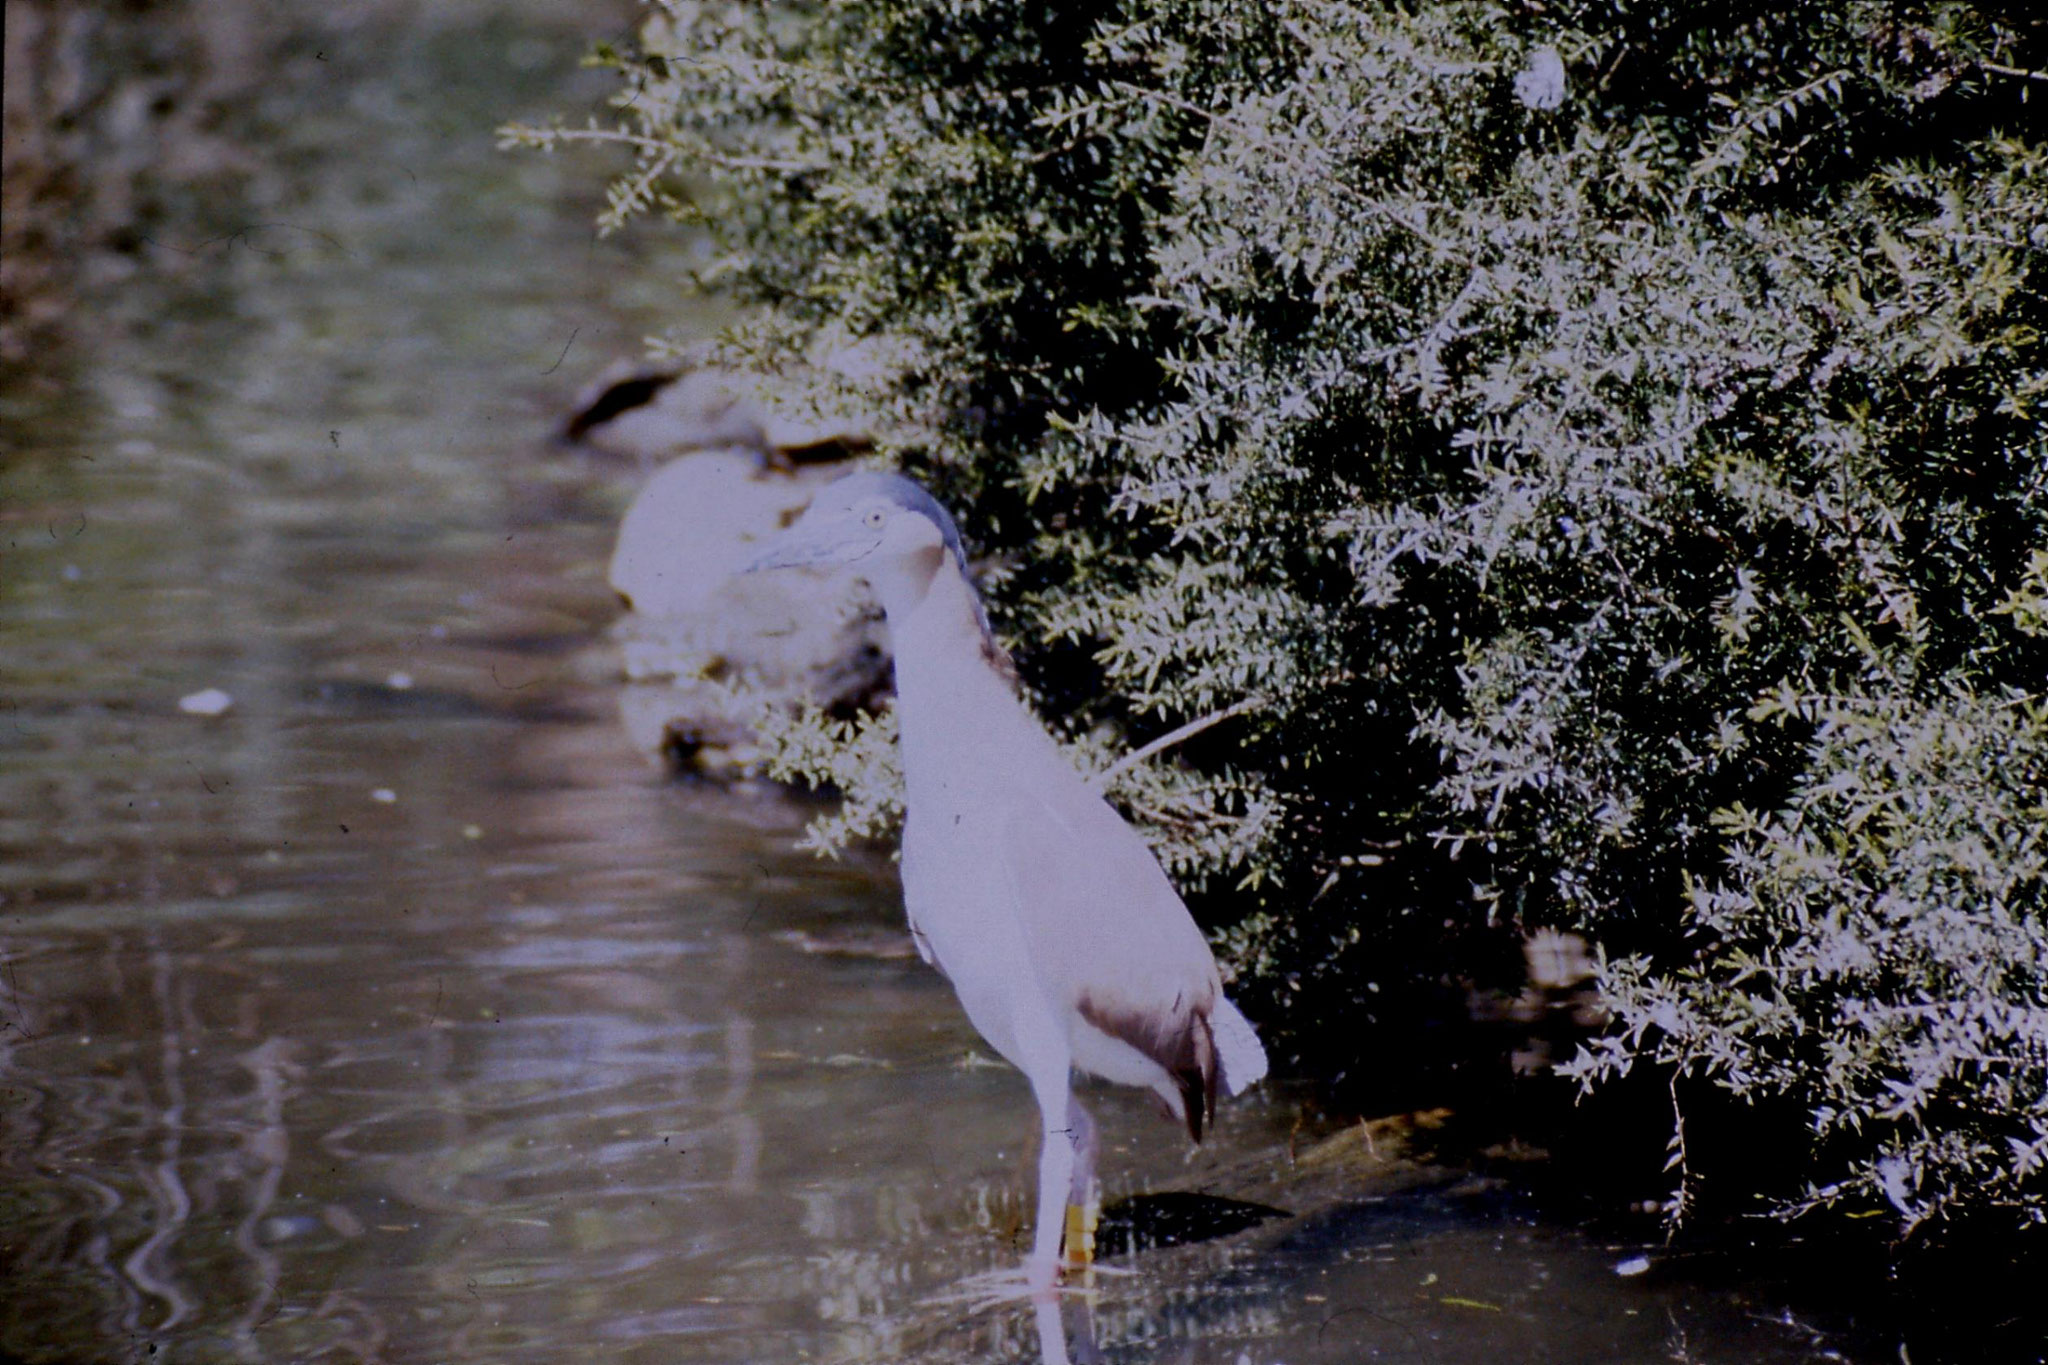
509 1 2048 1234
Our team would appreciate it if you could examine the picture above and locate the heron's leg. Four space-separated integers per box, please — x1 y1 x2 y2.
1063 1097 1097 1204
1062 1097 1098 1270
1025 1069 1076 1297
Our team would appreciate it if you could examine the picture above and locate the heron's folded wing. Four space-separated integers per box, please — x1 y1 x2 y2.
993 791 1226 1135
992 793 1216 1002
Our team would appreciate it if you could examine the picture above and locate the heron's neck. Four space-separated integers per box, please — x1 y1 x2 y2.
876 551 1053 808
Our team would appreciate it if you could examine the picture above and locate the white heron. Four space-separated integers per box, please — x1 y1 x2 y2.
746 470 1268 1296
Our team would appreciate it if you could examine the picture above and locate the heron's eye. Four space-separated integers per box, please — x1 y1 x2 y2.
862 508 886 530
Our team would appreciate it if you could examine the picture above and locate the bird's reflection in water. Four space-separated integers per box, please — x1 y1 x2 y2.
1032 1292 1100 1365
918 1263 1115 1364
920 1188 1288 1363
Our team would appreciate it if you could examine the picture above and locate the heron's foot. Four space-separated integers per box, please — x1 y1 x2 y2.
1026 1251 1062 1302
926 1256 1128 1313
925 1264 1048 1312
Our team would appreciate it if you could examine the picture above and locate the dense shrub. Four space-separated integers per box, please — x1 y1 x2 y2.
511 1 2048 1236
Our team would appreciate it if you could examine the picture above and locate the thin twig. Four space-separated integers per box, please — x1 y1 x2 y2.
1092 695 1264 788
503 124 823 175
1980 61 2048 84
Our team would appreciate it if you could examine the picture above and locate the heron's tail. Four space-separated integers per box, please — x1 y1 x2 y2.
1212 995 1268 1096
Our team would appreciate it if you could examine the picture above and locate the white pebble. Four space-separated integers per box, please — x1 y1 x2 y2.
1613 1255 1652 1277
386 671 414 691
370 788 397 804
178 688 234 716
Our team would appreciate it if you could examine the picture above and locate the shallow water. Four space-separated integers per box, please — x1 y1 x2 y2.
0 5 1902 1363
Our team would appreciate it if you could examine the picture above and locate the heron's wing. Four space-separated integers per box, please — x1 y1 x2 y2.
992 786 1225 1138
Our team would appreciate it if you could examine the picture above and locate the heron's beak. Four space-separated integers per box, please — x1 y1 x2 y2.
740 520 873 574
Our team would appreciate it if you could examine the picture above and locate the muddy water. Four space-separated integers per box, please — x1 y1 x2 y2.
0 5 1896 1364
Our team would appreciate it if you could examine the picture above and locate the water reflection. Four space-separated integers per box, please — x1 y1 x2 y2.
3 727 1007 1363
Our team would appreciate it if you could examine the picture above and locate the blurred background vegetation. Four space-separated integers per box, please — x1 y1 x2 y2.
2 0 265 360
511 0 2047 1266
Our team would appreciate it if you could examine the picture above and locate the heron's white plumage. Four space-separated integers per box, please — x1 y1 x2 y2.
885 545 1259 1131
746 471 1267 1291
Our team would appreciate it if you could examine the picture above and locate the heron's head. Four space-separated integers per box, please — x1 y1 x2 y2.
744 469 1010 671
743 471 969 576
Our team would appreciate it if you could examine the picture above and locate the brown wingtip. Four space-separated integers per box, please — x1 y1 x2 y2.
1187 1009 1218 1143
1079 991 1220 1144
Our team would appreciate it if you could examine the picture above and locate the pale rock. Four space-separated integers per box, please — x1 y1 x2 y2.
607 449 889 776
